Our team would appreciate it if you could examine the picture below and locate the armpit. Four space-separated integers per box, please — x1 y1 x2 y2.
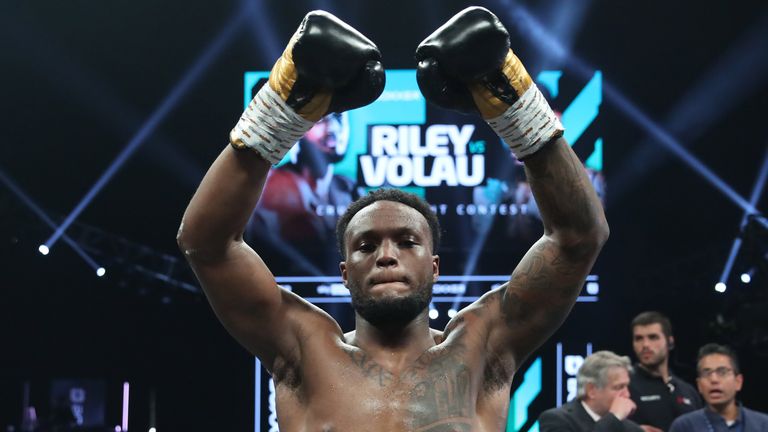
482 349 514 393
272 352 302 390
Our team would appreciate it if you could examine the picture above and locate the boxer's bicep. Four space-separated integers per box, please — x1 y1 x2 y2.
187 240 309 366
485 235 594 366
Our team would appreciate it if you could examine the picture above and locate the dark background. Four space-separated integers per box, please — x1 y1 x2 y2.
2 0 767 430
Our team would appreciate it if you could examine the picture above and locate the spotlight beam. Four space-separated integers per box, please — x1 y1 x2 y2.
610 11 768 197
239 0 283 64
718 147 768 284
2 7 206 189
44 8 249 250
598 77 756 214
503 2 758 215
0 167 101 271
528 0 594 72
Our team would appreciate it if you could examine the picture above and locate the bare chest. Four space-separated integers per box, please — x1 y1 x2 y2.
274 345 494 431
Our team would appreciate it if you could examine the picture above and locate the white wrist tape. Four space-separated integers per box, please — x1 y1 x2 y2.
229 84 316 165
485 84 564 160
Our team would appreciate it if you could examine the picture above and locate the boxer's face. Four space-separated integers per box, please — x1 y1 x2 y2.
340 201 439 327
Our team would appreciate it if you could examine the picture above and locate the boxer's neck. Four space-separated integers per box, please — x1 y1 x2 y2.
351 311 435 367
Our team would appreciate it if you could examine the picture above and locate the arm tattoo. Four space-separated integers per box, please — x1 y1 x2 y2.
500 240 583 332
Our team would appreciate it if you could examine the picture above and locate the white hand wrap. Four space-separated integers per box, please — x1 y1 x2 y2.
229 85 316 165
485 84 564 160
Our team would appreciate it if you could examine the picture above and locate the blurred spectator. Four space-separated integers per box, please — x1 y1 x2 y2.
539 350 643 431
670 344 768 432
629 311 701 431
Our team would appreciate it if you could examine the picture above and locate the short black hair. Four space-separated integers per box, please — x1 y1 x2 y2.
631 311 673 339
697 343 740 374
336 188 441 259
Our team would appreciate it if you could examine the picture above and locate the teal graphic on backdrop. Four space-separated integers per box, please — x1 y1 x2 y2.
537 70 603 171
507 357 542 432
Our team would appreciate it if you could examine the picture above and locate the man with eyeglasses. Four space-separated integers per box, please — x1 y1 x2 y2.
669 344 768 432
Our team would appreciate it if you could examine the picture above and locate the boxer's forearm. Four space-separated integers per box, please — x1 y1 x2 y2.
177 146 269 261
179 13 382 264
524 137 608 251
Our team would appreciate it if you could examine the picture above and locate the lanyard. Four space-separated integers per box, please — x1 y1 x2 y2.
704 413 745 432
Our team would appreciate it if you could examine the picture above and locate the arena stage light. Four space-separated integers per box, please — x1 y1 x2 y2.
740 271 752 284
718 149 768 286
0 167 104 273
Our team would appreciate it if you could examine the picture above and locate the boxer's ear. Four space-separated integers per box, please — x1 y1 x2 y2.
340 261 348 286
432 255 440 283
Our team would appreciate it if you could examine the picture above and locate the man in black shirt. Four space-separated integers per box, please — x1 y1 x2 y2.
629 311 702 431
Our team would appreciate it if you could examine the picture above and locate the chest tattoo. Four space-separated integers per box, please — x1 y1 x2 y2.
403 345 474 428
346 349 395 387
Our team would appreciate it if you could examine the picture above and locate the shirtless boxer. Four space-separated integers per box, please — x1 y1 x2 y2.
178 7 608 431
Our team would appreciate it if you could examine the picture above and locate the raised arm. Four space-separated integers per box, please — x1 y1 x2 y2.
496 136 608 365
416 7 608 366
177 11 384 367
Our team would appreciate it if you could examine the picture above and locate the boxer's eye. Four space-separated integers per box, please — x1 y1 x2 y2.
358 243 375 253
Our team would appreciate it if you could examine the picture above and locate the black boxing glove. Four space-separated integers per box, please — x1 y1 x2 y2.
415 7 563 159
231 11 384 164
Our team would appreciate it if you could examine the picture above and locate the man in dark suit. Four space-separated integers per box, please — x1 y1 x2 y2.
540 351 644 432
